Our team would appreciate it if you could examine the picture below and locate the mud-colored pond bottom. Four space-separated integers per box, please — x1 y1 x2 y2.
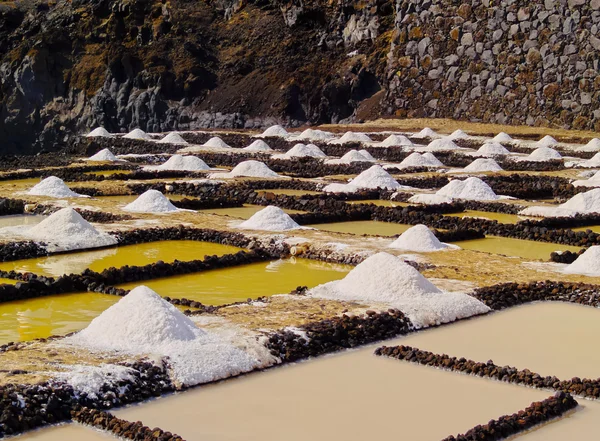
15 423 116 440
117 258 351 305
198 204 304 219
453 236 581 260
0 214 45 228
306 221 412 236
444 210 523 224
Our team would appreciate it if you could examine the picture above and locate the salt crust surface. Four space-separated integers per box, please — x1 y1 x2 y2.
322 183 359 193
213 160 283 179
237 206 304 231
146 154 210 171
328 131 373 144
436 177 500 201
86 127 111 137
243 140 273 152
408 193 453 205
388 224 459 252
527 147 562 161
426 138 461 150
477 142 510 156
123 129 151 140
309 252 490 328
462 158 503 172
28 176 86 198
158 132 188 145
86 149 119 162
272 143 326 159
413 127 438 138
123 189 180 213
564 246 600 276
65 286 261 387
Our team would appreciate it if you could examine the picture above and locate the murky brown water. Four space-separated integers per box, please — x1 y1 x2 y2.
14 423 116 440
306 220 412 236
453 236 581 260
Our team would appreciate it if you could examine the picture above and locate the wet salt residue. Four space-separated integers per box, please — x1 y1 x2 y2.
86 149 119 162
462 158 503 172
158 132 188 145
123 189 180 213
477 142 510 156
86 127 111 137
388 224 458 252
243 140 273 152
273 143 326 159
328 131 373 144
527 146 562 161
123 128 151 140
27 176 85 198
237 206 304 231
152 154 210 171
408 194 453 205
413 127 438 138
564 246 600 276
203 136 231 149
214 160 282 179
436 177 500 201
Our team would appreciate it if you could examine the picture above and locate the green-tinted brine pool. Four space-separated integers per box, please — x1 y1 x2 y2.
453 236 581 260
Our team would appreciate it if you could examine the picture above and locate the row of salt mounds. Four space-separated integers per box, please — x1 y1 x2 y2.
462 158 503 172
518 188 600 217
399 152 444 168
388 225 459 252
323 165 410 193
492 132 513 143
203 136 231 149
436 177 500 201
412 127 438 139
377 134 413 147
526 146 562 161
573 170 600 187
123 128 151 140
87 148 119 162
536 135 558 147
66 286 261 387
309 252 489 328
153 154 210 171
408 193 453 205
158 132 188 145
255 125 289 138
448 129 469 140
28 176 86 198
86 127 111 138
213 160 283 179
237 206 304 231
272 143 326 159
243 140 273 152
6 208 117 252
328 131 373 144
325 149 374 164
563 246 600 277
576 138 600 152
289 129 335 141
426 138 461 150
477 142 510 156
123 189 180 213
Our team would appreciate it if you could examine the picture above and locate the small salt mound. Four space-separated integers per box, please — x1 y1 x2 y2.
243 140 273 152
493 132 513 143
25 208 116 251
322 183 359 193
87 149 118 162
564 246 600 276
203 136 231 149
328 131 373 144
463 158 503 172
217 160 281 179
349 165 407 190
275 143 326 159
517 206 577 218
573 170 600 187
581 152 600 168
448 129 469 140
527 146 562 161
536 135 558 147
400 152 443 168
309 252 489 328
158 132 188 145
389 224 457 252
291 129 334 141
359 149 376 161
325 150 373 164
408 194 453 205
378 134 413 147
413 127 438 139
123 128 151 140
436 177 500 201
86 127 111 137
477 142 510 156
28 176 84 198
576 138 600 152
156 155 210 171
123 189 179 213
426 138 461 150
258 125 289 137
558 188 600 213
422 153 444 166
237 206 303 231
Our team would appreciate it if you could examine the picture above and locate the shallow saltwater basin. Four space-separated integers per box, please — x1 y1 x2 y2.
85 170 132 177
0 241 242 277
15 423 117 440
256 189 321 196
117 258 351 305
0 214 45 228
345 199 410 207
114 338 547 441
198 204 304 219
453 236 581 260
306 220 412 236
573 225 600 234
94 194 188 204
444 210 522 224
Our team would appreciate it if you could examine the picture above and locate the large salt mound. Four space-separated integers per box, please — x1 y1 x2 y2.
274 143 326 159
558 188 600 213
258 125 289 137
123 128 151 140
426 138 461 150
291 129 334 141
536 135 558 147
67 285 260 386
25 208 117 251
156 155 210 171
477 142 510 156
123 189 179 213
463 158 503 172
408 194 453 205
378 134 413 147
28 176 84 198
576 138 600 152
413 127 438 139
158 132 188 145
243 140 273 152
203 136 231 149
349 165 407 190
325 150 373 164
217 160 282 179
309 252 489 328
493 132 513 143
573 170 600 187
86 127 111 137
448 129 469 140
527 146 562 161
436 177 500 201
237 206 303 231
87 148 118 162
328 131 373 144
564 246 600 276
400 152 443 168
389 224 458 252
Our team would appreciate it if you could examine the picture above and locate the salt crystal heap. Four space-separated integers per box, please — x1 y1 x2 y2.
67 286 260 386
156 155 210 171
123 189 179 213
426 138 461 150
436 177 500 201
257 125 289 138
290 129 334 141
359 149 375 161
28 176 85 198
581 152 600 168
349 165 407 190
573 170 600 187
448 129 469 140
87 148 119 162
237 206 303 231
413 127 438 139
576 138 600 152
492 132 513 143
378 134 413 147
518 187 600 217
389 224 458 252
399 152 444 168
123 129 151 140
273 143 326 159
477 142 510 156
243 140 273 152
527 146 562 161
158 132 188 145
328 131 373 144
462 158 503 172
309 252 489 328
536 135 558 147
216 160 282 179
325 150 373 164
564 246 600 276
86 127 111 137
408 194 453 205
203 136 231 149
24 207 117 251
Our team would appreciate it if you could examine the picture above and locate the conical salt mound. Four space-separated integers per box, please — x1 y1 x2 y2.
203 136 231 149
527 146 562 161
359 149 375 160
123 128 151 140
309 252 490 328
28 176 83 198
278 143 326 158
421 152 444 166
493 132 513 143
564 246 600 276
463 158 503 172
237 206 302 231
86 127 111 137
577 138 600 152
27 207 117 251
413 127 437 138
536 135 558 147
329 131 373 144
349 165 403 190
293 129 334 141
158 155 210 171
388 224 456 252
427 138 460 150
123 189 179 213
87 148 118 162
259 125 288 137
436 177 499 201
581 151 600 167
325 150 373 164
400 152 443 168
243 140 273 152
220 160 281 178
477 142 510 156
448 129 469 140
379 134 413 146
158 132 188 145
559 188 600 213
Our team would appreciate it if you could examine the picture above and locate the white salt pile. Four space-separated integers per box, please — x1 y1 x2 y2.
580 152 600 168
86 127 111 137
325 150 374 164
462 158 503 172
359 149 376 161
576 138 600 152
237 206 303 231
563 246 600 277
22 208 116 251
378 134 413 147
422 152 444 166
328 131 373 144
66 286 261 387
309 252 490 328
436 177 500 201
158 132 188 145
519 187 600 217
536 135 558 147
527 146 562 161
290 129 334 141
399 152 443 168
573 170 600 187
215 160 282 179
273 143 326 159
243 140 273 152
27 176 85 198
348 165 407 190
492 132 513 143
448 129 469 140
203 136 231 149
426 138 461 150
123 189 180 213
413 127 438 139
388 224 458 252
257 125 289 138
123 128 151 140
322 183 359 193
408 194 453 205
87 148 119 162
477 142 510 156
155 155 210 171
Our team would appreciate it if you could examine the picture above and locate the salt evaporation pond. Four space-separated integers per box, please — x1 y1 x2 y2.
453 236 581 260
256 189 321 196
114 338 546 441
444 210 523 224
306 220 412 236
199 204 304 219
346 199 410 207
572 225 600 234
402 302 600 379
85 170 131 177
0 241 242 277
96 194 188 205
15 424 118 440
117 258 351 305
0 214 45 228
